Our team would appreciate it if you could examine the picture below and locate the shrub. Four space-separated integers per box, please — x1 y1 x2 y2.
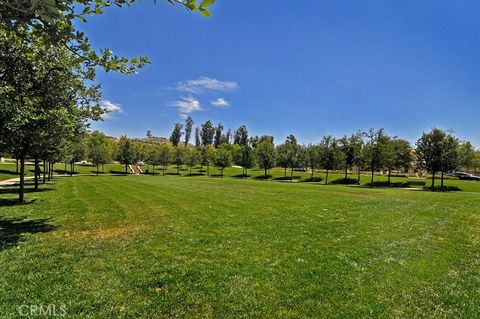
424 185 461 192
331 178 358 185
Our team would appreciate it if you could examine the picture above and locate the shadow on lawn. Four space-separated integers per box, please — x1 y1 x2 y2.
0 187 53 195
0 216 55 250
0 169 19 176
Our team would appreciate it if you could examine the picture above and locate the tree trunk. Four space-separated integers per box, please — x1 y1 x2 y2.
34 158 39 192
432 172 436 190
18 156 26 203
357 167 361 185
47 162 51 181
43 161 47 184
388 168 391 184
371 169 374 187
50 162 54 179
245 168 248 177
311 167 314 179
264 168 267 179
441 171 444 190
325 169 329 185
345 166 348 179
64 162 67 174
221 168 224 177
125 163 128 174
207 164 210 176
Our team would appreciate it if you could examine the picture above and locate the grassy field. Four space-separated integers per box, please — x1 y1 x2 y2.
1 175 480 318
1 161 479 193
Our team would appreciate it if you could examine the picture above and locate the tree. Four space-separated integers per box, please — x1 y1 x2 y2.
214 144 232 177
416 128 460 190
184 116 194 146
206 145 217 176
276 143 290 178
116 136 136 174
459 141 476 172
234 125 249 145
214 123 224 148
391 139 413 176
146 144 160 174
234 144 254 176
339 134 363 179
319 136 345 184
194 127 201 147
86 131 111 175
255 138 276 179
439 134 460 189
306 144 321 179
363 129 391 185
285 134 299 179
169 123 183 147
221 129 232 145
472 150 480 174
173 145 186 174
184 147 200 175
68 137 86 176
201 120 215 146
158 143 173 175
0 29 102 202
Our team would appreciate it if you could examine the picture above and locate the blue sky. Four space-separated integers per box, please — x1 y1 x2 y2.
84 1 480 146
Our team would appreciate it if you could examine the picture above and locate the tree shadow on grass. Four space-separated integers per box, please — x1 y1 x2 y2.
0 169 19 176
184 173 204 177
0 187 54 195
0 215 55 251
232 174 251 179
109 170 128 175
254 175 272 180
0 199 33 207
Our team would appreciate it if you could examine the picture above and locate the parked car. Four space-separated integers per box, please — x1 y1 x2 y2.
447 172 480 181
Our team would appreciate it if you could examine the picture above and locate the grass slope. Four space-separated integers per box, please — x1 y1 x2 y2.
1 176 480 318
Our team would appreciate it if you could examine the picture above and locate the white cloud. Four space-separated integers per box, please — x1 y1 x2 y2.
211 98 230 107
168 96 202 117
173 76 238 94
101 100 123 119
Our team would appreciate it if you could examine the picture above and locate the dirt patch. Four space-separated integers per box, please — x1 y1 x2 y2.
57 224 146 240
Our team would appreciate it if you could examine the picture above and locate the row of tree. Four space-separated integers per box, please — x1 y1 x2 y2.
90 119 478 190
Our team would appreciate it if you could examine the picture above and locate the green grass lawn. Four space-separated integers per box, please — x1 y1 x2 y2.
2 160 479 193
1 175 480 318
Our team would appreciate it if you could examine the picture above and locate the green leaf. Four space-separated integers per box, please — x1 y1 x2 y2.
199 8 211 17
200 0 215 8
